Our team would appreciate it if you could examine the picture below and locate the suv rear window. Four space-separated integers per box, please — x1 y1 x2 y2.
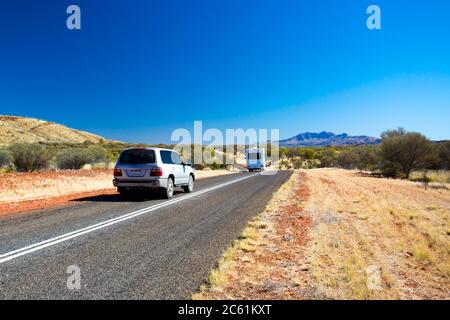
160 150 182 164
119 149 156 164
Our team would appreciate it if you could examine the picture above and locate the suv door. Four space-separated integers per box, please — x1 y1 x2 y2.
171 151 188 184
160 150 186 185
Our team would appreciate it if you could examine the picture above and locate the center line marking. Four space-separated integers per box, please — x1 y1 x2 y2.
0 173 259 264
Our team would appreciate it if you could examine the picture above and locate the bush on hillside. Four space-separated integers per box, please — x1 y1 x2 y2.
0 149 13 168
56 148 95 170
9 143 52 172
87 145 108 163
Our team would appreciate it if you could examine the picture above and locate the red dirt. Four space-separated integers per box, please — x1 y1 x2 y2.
319 176 336 186
0 169 112 190
0 169 114 217
0 188 117 217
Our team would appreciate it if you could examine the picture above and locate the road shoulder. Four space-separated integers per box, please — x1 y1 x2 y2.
193 170 313 299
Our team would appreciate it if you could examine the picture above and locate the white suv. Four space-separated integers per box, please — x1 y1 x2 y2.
113 148 195 199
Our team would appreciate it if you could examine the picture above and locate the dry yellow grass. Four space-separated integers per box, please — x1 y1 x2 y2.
0 170 114 203
410 170 450 184
195 169 450 300
0 115 107 145
302 169 449 299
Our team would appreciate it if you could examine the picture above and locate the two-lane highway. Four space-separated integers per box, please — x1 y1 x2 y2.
0 171 291 299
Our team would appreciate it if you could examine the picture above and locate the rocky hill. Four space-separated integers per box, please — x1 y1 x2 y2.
0 115 110 145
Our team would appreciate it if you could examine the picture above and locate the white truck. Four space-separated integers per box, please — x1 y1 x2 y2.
246 148 266 172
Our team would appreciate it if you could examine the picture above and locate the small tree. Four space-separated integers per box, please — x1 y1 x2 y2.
280 159 290 169
302 148 315 160
56 149 95 170
87 145 108 163
0 149 13 168
293 159 303 169
379 128 433 179
286 148 301 159
318 149 337 168
437 141 450 170
337 149 360 169
9 143 51 172
356 146 380 171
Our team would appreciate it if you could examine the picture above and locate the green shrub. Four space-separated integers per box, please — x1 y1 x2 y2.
87 145 108 163
318 149 337 168
193 163 207 170
210 161 221 170
280 159 289 168
293 159 303 169
9 143 52 172
437 141 450 170
337 149 360 169
335 146 379 171
56 148 95 170
302 148 315 160
357 146 380 171
0 149 13 168
379 161 402 178
286 148 301 159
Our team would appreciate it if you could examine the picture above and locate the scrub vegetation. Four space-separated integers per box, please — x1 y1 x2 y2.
195 169 450 300
277 128 450 184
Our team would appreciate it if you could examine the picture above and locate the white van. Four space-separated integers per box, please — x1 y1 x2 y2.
246 148 266 172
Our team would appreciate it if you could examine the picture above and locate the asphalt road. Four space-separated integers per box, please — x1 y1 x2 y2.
0 170 292 299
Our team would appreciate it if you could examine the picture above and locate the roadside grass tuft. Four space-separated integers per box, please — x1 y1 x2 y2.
412 243 430 261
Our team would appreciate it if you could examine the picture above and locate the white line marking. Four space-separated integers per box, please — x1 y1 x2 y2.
0 173 259 264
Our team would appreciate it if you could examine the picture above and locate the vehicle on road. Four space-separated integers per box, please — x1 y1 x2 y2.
246 148 266 172
113 148 195 199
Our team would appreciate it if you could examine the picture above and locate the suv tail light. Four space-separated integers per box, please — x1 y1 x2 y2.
150 167 163 176
114 168 122 177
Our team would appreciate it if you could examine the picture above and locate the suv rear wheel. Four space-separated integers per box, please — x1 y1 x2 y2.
164 178 174 199
183 175 194 193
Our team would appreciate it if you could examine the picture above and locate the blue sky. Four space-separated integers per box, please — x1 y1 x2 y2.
0 0 449 143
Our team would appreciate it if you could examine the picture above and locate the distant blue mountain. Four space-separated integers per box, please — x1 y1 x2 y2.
279 131 381 147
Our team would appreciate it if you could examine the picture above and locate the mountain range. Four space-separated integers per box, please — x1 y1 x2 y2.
279 131 381 147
